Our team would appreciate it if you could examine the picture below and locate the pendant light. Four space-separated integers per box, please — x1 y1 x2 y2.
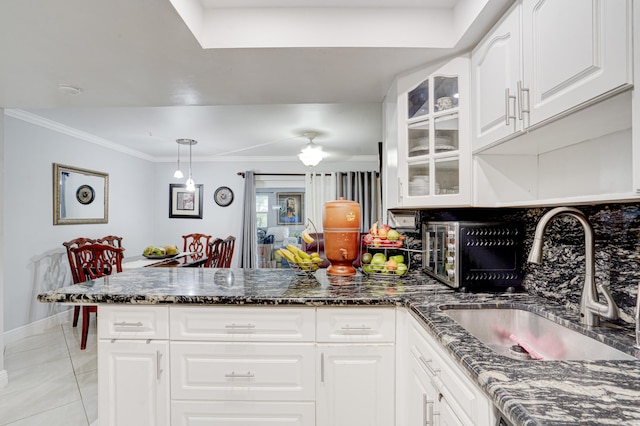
173 141 184 178
298 132 324 167
176 139 197 191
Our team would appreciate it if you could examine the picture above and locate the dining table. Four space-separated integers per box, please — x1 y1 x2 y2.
122 252 206 269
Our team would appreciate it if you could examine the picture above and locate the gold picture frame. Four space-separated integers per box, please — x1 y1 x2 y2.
53 163 109 225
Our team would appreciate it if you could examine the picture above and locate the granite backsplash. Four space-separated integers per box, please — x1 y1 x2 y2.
400 203 640 325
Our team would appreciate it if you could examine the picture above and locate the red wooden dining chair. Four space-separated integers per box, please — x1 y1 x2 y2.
182 233 212 264
70 243 125 350
97 235 124 249
205 238 224 267
97 235 125 264
215 235 236 268
63 237 97 327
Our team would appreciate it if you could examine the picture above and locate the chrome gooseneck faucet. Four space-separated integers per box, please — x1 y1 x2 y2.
527 207 618 327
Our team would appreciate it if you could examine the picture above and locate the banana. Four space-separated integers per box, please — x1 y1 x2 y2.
301 228 314 244
287 244 309 259
278 248 296 264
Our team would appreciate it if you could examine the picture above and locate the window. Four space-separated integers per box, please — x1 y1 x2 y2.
256 193 269 228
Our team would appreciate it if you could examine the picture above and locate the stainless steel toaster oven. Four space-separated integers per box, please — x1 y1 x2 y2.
423 221 523 291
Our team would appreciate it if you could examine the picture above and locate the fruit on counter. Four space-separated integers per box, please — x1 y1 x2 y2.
395 263 408 275
143 246 167 256
387 229 400 241
361 252 408 276
385 259 398 271
164 245 179 255
301 227 315 244
277 245 322 272
363 222 405 248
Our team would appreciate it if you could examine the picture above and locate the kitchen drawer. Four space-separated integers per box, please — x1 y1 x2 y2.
98 305 169 340
171 401 315 426
170 306 315 342
409 313 494 425
316 307 395 343
170 341 315 401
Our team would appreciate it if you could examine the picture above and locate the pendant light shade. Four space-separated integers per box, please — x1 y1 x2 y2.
176 138 197 191
173 142 184 178
298 132 324 167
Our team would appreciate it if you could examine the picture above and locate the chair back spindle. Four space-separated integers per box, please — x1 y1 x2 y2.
182 233 212 263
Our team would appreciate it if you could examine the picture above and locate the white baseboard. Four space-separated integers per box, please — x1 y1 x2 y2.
0 369 8 388
3 310 72 346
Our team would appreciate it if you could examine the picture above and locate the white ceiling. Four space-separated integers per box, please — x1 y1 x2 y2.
0 0 511 162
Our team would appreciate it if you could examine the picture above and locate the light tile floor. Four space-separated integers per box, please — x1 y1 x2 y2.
0 318 98 425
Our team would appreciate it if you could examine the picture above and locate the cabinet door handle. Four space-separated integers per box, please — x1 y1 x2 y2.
224 323 256 329
321 353 325 383
422 394 428 426
518 80 530 120
426 399 435 425
340 325 372 331
224 371 255 378
505 88 516 125
398 178 403 203
156 350 163 381
419 355 440 376
114 321 143 327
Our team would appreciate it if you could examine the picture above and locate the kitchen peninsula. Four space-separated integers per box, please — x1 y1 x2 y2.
38 268 640 425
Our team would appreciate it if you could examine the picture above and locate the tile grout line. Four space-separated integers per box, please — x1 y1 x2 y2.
62 320 93 426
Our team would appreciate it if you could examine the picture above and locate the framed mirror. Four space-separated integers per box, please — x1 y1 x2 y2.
53 163 109 225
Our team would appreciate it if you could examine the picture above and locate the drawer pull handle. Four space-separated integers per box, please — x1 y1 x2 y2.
418 355 440 376
114 321 143 327
341 325 371 330
225 371 254 378
225 323 256 329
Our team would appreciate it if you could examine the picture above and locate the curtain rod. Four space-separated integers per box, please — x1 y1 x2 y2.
237 172 379 178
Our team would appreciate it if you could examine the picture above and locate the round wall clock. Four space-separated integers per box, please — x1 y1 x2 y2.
76 185 95 205
214 186 234 207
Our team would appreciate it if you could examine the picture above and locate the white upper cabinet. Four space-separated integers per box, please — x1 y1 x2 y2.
471 0 635 206
472 0 632 152
397 56 471 208
471 1 522 151
521 0 632 127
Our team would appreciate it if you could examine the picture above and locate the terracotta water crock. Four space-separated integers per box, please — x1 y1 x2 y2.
323 197 361 276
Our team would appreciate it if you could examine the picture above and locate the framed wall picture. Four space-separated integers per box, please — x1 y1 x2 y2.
53 163 109 225
276 192 304 225
169 184 203 219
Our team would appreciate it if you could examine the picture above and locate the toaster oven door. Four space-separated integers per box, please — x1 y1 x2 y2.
424 222 459 288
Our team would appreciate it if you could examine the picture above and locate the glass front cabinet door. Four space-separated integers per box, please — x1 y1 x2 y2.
397 57 470 207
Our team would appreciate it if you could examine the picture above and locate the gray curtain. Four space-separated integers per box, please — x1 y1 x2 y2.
336 171 381 232
240 171 257 268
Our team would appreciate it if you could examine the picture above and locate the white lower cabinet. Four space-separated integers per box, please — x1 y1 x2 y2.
316 307 396 426
98 305 501 426
317 344 395 426
397 309 497 426
97 305 171 426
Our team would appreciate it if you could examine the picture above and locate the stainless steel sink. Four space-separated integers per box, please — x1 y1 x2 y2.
441 307 636 361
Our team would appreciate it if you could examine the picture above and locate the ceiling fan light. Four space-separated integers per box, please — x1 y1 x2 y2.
299 143 324 167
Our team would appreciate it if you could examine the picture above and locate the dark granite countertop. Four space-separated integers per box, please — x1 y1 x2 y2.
38 268 640 425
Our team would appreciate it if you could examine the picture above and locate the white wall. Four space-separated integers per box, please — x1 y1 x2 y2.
2 114 379 333
151 159 378 259
3 116 155 331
